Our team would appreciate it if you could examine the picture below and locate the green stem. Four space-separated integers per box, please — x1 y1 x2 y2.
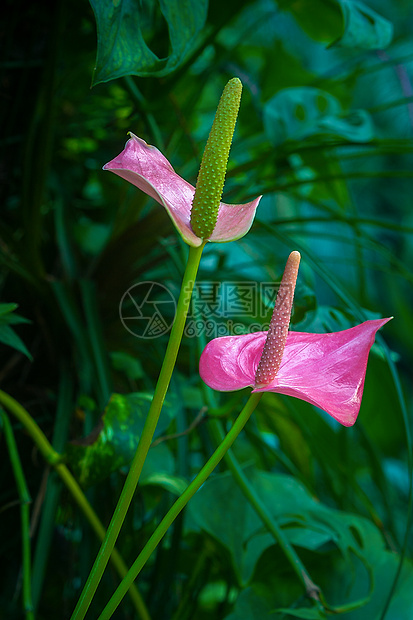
207 417 320 599
32 364 73 610
98 393 263 619
80 279 112 408
123 76 165 151
190 288 320 601
171 546 210 620
0 390 150 620
1 411 34 620
71 242 205 620
0 389 61 466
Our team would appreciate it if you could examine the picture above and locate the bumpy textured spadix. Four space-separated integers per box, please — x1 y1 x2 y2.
255 251 300 387
190 78 242 239
103 134 261 247
199 253 392 426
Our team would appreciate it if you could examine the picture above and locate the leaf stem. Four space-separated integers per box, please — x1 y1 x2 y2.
1 411 34 620
0 390 150 620
71 242 205 620
207 417 320 599
80 279 113 408
32 364 73 610
0 389 61 466
97 392 263 619
191 278 320 600
260 224 413 619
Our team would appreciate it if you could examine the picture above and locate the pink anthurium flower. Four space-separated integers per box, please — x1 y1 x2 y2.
103 133 261 247
200 251 391 426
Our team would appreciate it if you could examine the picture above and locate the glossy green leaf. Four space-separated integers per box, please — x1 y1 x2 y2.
279 0 393 49
220 489 413 618
263 87 374 147
187 469 373 585
324 520 413 619
89 0 208 85
65 392 177 486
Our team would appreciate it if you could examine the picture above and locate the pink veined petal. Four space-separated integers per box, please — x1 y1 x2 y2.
209 197 262 243
103 134 261 246
103 133 200 246
200 318 391 426
253 318 391 426
199 332 266 391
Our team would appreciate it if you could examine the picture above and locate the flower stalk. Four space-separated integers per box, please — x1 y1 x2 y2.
0 390 150 620
71 242 205 620
97 393 263 619
1 411 35 620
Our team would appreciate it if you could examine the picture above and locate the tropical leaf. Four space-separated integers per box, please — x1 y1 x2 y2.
263 87 374 147
187 469 372 585
279 0 393 49
89 0 208 84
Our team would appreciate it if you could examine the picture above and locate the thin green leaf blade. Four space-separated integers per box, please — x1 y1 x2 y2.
0 324 32 360
0 303 18 317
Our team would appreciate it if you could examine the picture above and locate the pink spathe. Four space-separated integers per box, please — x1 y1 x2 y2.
199 318 391 426
103 134 261 246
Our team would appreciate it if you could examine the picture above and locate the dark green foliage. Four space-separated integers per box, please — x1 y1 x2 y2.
0 303 32 360
263 87 374 145
65 392 178 487
1 0 412 618
90 0 208 84
278 0 393 49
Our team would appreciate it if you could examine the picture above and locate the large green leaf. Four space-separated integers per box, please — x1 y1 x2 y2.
89 0 208 85
278 0 393 49
189 469 413 618
187 469 371 585
335 0 393 49
65 392 177 486
263 87 374 147
224 586 274 620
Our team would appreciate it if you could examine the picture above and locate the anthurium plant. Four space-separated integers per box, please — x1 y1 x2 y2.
1 3 412 620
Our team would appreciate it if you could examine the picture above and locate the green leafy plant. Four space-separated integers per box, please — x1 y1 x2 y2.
0 303 31 360
1 1 412 619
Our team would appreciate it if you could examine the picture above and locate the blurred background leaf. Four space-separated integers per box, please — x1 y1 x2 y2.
0 303 32 360
1 0 412 618
89 0 208 84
